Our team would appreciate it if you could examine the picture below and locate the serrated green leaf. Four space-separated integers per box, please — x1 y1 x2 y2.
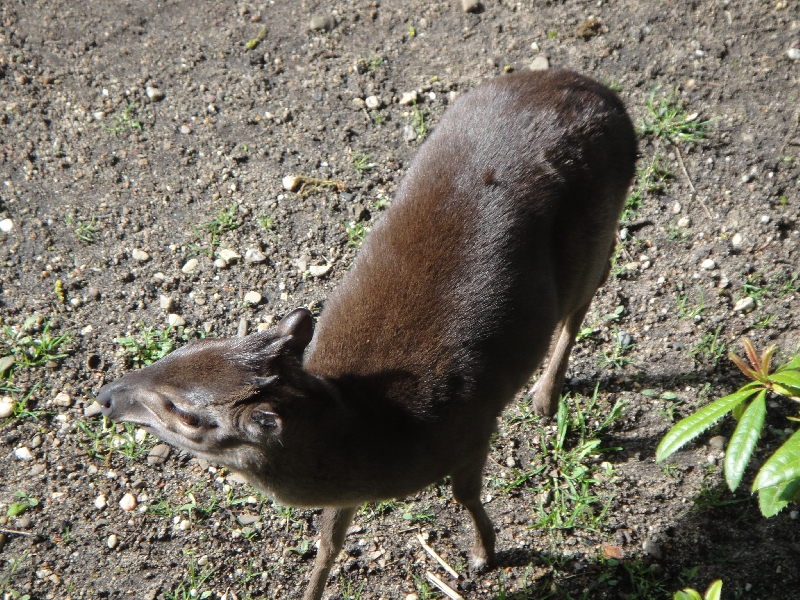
757 477 800 517
769 370 800 397
775 355 800 372
656 387 760 462
725 390 766 492
704 579 722 600
732 401 746 421
7 502 28 517
752 428 800 491
674 590 702 600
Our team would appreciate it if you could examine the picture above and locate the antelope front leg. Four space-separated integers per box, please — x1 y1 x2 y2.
303 506 357 600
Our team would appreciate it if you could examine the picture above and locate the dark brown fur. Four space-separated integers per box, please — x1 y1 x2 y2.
98 70 636 600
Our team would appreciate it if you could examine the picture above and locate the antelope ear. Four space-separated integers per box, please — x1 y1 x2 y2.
250 408 282 433
253 375 279 390
276 308 314 351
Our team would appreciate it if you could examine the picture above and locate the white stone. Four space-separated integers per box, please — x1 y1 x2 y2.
180 124 192 134
119 493 137 511
159 295 173 311
672 202 682 214
14 447 33 460
731 232 743 248
179 519 192 531
462 0 481 12
167 313 186 327
214 258 227 269
399 91 418 106
0 396 14 418
107 534 118 548
365 95 381 109
308 264 331 277
54 392 71 407
701 259 716 270
0 218 13 232
256 323 271 332
245 248 267 263
529 56 550 71
218 248 241 264
787 48 800 61
244 291 262 305
282 175 301 191
132 249 150 262
733 297 755 312
146 86 164 101
95 494 107 510
181 258 199 273
677 217 691 228
70 297 82 307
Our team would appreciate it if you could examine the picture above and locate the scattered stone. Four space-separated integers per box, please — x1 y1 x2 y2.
238 513 261 526
701 258 716 270
237 318 248 337
15 515 31 529
179 519 192 531
351 98 366 110
244 291 262 305
218 248 241 264
365 95 381 109
309 14 335 32
180 124 192 134
461 0 481 12
107 534 118 548
84 402 103 417
214 258 227 269
575 17 602 40
642 538 663 559
70 297 82 307
147 444 171 466
245 248 267 263
399 91 418 106
529 56 550 71
181 258 199 273
617 330 632 347
760 215 770 224
788 48 800 61
731 232 743 248
733 297 755 313
159 295 173 311
228 472 249 485
119 493 137 512
709 435 726 451
0 396 14 419
677 216 691 228
0 355 14 376
132 249 150 262
309 264 331 277
0 218 13 233
14 447 33 461
168 313 186 327
93 111 106 121
256 323 271 332
672 202 682 214
95 494 107 510
146 86 164 101
282 175 301 191
54 392 71 407
405 594 420 600
505 456 517 468
618 228 628 241
403 125 418 141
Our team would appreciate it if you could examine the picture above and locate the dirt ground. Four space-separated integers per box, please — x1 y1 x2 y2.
1 0 799 599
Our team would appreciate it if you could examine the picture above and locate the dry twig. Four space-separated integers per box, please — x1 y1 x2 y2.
425 571 463 600
417 533 460 579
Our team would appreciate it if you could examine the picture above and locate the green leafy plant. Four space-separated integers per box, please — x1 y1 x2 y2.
0 550 31 600
352 152 374 178
100 102 143 136
115 324 176 367
639 88 711 145
7 490 39 517
65 213 97 243
677 285 704 320
657 338 800 517
623 153 670 221
1 318 72 367
165 553 215 600
345 220 369 247
191 203 241 254
77 417 152 460
674 579 722 600
410 103 427 139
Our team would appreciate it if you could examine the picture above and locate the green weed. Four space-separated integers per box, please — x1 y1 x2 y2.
345 220 369 247
77 417 152 460
6 490 39 517
65 214 97 243
115 324 176 367
191 203 241 254
100 102 142 136
0 550 31 600
690 325 726 366
623 153 669 222
0 317 72 368
639 88 711 145
165 553 215 600
352 152 374 178
677 285 704 320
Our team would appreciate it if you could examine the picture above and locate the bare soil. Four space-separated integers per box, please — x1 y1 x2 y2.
1 1 799 599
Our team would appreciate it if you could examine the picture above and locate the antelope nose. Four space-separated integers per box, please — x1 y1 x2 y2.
97 381 118 416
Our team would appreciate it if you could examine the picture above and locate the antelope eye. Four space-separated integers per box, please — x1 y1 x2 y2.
176 409 201 427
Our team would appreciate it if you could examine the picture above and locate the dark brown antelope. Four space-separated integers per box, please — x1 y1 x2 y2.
98 69 636 600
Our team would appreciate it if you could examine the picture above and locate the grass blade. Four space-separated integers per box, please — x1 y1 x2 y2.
724 390 766 492
752 428 800 491
656 387 759 462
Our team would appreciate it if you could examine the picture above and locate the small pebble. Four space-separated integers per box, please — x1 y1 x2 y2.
146 86 164 101
701 259 716 270
282 175 300 191
159 295 173 311
788 48 800 61
709 435 727 451
84 402 103 417
733 297 755 313
245 248 267 263
0 396 14 419
403 126 418 141
308 264 331 277
214 258 227 269
672 202 682 214
618 228 628 241
167 314 186 327
70 297 82 307
180 124 192 134
365 95 381 109
760 215 770 224
0 218 13 232
54 392 71 407
309 14 335 32
677 216 691 228
529 56 550 71
505 456 517 468
14 447 33 461
244 291 262 305
617 330 632 347
399 91 418 106
237 318 248 337
15 515 31 529
132 249 150 262
107 534 118 548
119 493 137 512
461 0 481 12
181 258 199 273
218 248 241 264
147 444 171 466
642 538 663 559
95 494 107 510
179 519 192 531
731 232 743 248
